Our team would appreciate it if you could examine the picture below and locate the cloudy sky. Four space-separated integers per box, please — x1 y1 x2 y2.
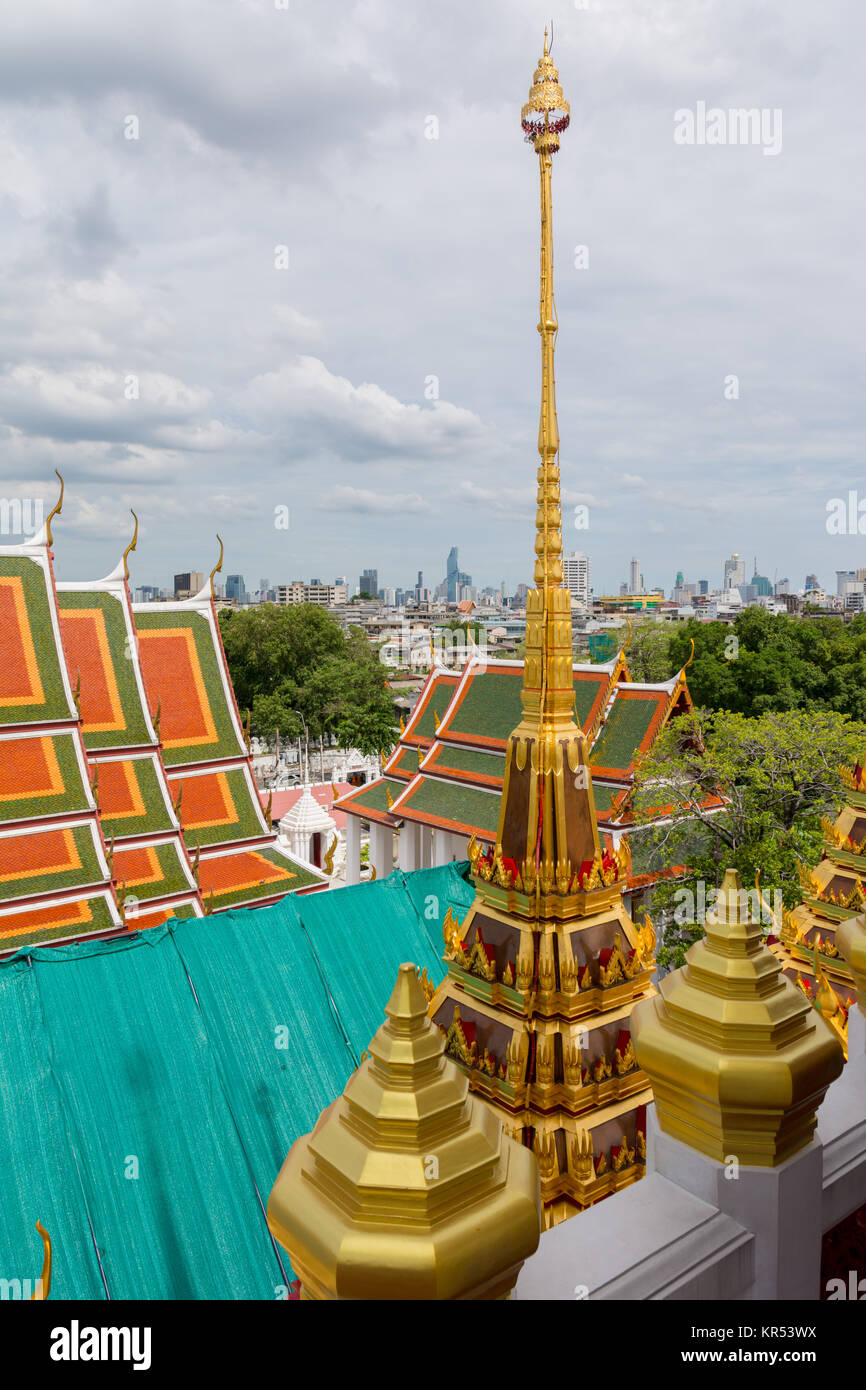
0 0 863 596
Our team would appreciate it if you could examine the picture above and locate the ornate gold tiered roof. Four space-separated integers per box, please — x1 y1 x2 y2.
769 758 866 1057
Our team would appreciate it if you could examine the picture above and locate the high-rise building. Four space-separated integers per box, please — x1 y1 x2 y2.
446 547 472 603
723 553 745 590
225 575 246 604
174 571 204 600
629 558 640 594
837 570 857 596
276 582 348 607
562 550 591 604
698 580 709 595
359 569 378 597
805 573 819 591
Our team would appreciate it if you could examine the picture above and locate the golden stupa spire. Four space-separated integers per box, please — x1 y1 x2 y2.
632 868 844 1166
267 963 540 1299
486 36 603 910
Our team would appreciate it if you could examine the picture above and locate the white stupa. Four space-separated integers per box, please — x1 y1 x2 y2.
278 786 338 872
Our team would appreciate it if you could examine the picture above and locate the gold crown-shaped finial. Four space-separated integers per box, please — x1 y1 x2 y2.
521 31 570 153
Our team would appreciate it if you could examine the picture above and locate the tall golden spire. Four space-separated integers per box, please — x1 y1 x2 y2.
426 40 654 1228
522 26 569 592
491 34 604 908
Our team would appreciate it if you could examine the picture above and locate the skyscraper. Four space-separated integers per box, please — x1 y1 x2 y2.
629 558 640 594
724 553 745 590
359 569 378 596
445 547 472 603
562 550 591 604
225 574 246 603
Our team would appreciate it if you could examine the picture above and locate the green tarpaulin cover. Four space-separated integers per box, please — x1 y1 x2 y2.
0 863 469 1299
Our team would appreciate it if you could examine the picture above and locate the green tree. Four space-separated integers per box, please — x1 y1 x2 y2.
632 706 866 970
665 611 866 720
218 604 397 756
625 621 674 682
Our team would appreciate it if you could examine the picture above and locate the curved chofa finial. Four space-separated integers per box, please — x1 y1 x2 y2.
684 637 695 670
45 470 64 547
30 1222 52 1300
209 533 224 597
122 509 139 582
623 616 633 655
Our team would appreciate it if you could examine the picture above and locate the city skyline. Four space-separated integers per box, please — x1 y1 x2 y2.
1 2 865 597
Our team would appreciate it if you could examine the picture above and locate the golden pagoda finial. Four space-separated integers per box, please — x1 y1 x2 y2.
122 509 139 582
45 470 64 547
266 962 541 1299
631 866 844 1166
209 533 224 597
684 637 695 670
30 1222 51 1300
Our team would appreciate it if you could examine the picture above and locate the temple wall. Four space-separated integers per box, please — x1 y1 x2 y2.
515 1013 866 1300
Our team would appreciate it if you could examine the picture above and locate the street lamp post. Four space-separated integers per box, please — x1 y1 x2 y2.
292 710 310 784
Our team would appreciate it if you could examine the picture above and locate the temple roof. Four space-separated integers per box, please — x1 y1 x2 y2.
57 577 156 752
133 590 326 904
58 571 203 931
352 654 695 845
133 600 250 766
0 539 121 953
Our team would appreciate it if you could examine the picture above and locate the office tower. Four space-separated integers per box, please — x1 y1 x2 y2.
723 553 745 590
174 571 204 600
446 546 472 603
562 551 591 604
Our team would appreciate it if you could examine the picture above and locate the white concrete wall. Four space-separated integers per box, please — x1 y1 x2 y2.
515 1046 866 1302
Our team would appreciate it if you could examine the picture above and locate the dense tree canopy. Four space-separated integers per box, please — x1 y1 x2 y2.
218 604 397 757
632 706 866 969
620 611 866 720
